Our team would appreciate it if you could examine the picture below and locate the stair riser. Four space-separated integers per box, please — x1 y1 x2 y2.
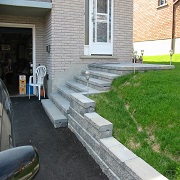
88 66 132 75
66 83 83 93
54 122 68 128
51 97 69 118
50 95 69 118
75 78 110 91
57 88 71 102
41 99 68 128
81 71 114 82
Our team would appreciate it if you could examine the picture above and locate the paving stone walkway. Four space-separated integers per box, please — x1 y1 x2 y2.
11 96 108 180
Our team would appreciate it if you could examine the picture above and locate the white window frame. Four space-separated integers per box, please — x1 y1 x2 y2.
159 0 167 6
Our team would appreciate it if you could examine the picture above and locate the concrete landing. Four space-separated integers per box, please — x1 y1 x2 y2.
89 63 175 71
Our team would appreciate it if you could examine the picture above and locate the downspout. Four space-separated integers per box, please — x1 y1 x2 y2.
171 0 174 51
171 0 180 51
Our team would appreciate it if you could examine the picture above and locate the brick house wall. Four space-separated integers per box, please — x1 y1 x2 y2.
0 0 133 94
174 0 180 38
133 0 172 42
114 0 133 58
45 0 133 93
133 0 180 55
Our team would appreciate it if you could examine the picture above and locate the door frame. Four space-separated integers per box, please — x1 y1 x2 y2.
89 0 113 55
0 22 36 94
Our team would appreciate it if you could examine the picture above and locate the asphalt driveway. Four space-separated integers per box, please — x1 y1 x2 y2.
11 96 108 180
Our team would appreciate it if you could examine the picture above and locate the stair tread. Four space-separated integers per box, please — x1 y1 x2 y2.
41 99 67 123
82 70 119 79
66 80 101 94
50 93 70 111
75 76 111 86
57 85 76 95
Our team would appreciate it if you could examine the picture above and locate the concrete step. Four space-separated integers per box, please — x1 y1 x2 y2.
41 99 68 128
88 63 132 75
57 85 76 101
74 75 111 91
50 93 70 118
66 80 101 95
81 70 119 82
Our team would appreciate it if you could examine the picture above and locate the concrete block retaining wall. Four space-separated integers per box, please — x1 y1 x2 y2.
68 93 168 180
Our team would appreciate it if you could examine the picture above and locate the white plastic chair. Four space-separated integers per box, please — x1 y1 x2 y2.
29 65 46 100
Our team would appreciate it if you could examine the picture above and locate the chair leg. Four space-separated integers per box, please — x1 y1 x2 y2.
43 86 45 98
38 85 41 100
29 85 30 99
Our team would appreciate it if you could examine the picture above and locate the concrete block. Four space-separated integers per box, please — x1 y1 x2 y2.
66 80 100 94
125 158 168 180
84 112 113 132
41 99 67 128
54 122 68 128
70 100 95 116
69 108 112 141
68 114 100 153
70 93 95 108
99 145 136 179
57 85 75 101
84 112 113 140
99 137 139 179
100 137 137 163
69 106 85 125
50 93 70 116
81 70 119 82
70 93 95 115
68 123 121 180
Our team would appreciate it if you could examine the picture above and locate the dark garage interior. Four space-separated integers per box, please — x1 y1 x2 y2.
0 27 32 96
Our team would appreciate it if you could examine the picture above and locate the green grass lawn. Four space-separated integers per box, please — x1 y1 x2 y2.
90 55 180 180
143 54 180 63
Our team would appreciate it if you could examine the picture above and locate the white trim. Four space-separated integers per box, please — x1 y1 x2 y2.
111 0 114 54
0 0 52 9
0 22 35 29
84 45 89 55
89 0 93 54
157 3 168 9
0 22 36 95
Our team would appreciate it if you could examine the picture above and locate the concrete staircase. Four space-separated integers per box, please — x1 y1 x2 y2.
41 62 174 128
41 63 124 128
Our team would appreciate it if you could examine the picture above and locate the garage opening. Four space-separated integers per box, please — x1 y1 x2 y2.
0 27 33 96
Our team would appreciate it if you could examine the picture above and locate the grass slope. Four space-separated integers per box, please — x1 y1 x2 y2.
90 58 180 180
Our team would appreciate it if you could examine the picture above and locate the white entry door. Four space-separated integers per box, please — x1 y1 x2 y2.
89 0 113 55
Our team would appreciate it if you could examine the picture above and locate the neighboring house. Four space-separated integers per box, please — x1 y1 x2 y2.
0 0 133 96
133 0 180 56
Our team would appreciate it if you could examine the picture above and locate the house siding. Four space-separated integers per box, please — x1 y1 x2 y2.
46 0 133 93
174 1 180 38
0 0 133 93
133 0 180 55
50 0 85 77
133 0 172 42
114 0 133 61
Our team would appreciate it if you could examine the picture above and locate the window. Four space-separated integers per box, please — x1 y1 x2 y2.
159 0 167 6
